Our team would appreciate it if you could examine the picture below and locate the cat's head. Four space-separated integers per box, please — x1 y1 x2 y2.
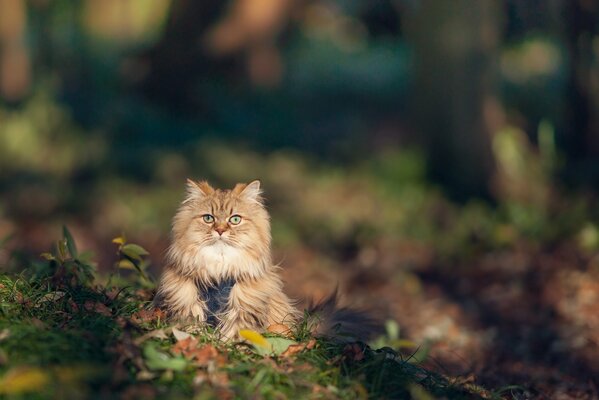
167 179 271 281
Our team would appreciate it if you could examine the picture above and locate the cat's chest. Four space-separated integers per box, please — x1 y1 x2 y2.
198 278 235 326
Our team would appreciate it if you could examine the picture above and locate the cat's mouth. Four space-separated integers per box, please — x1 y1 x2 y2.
209 237 237 248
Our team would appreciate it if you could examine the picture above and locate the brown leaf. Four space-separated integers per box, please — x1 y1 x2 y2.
191 343 216 362
68 300 79 313
84 300 112 316
171 336 199 358
172 339 225 367
281 343 305 357
343 343 365 361
130 308 164 324
306 339 317 350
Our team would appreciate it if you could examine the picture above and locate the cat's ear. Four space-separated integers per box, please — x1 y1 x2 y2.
185 179 213 201
236 180 262 203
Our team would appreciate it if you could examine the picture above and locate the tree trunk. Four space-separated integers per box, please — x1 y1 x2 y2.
404 1 500 200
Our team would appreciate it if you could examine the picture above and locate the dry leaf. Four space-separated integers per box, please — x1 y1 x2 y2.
281 343 305 357
343 343 365 361
172 327 191 341
0 367 49 394
172 339 224 367
171 337 199 358
130 308 166 325
84 300 112 316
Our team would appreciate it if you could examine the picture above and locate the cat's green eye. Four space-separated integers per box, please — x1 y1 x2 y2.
229 215 242 225
202 214 214 224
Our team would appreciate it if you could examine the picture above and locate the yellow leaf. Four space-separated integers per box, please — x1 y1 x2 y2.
40 253 54 261
118 259 136 270
239 330 271 350
112 236 125 245
0 367 49 394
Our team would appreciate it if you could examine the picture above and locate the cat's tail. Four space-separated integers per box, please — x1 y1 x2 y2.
305 289 379 342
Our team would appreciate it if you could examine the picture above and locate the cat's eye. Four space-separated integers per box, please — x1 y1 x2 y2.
229 215 242 225
202 214 215 224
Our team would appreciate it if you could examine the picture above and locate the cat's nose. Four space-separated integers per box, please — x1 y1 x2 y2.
215 226 227 236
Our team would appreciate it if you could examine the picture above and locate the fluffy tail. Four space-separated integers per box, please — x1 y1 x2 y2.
305 289 379 342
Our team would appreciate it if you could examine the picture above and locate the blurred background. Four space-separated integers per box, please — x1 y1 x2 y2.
0 0 598 397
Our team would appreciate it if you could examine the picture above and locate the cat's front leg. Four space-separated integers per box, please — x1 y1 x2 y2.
217 283 270 340
155 268 207 322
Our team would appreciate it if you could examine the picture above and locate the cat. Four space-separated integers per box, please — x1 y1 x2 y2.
155 179 375 341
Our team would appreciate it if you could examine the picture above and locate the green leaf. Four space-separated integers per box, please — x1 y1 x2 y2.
239 330 298 356
118 259 137 270
143 342 187 371
62 226 78 258
239 330 272 356
385 320 400 341
57 239 69 261
266 337 298 355
121 244 150 261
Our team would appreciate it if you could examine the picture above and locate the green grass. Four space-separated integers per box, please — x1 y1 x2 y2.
0 232 493 399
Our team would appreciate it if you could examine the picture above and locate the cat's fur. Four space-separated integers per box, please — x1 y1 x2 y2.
155 179 374 341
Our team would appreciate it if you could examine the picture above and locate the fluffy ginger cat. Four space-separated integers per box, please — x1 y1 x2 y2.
155 179 373 341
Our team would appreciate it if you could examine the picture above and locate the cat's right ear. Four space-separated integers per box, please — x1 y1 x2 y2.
184 179 213 202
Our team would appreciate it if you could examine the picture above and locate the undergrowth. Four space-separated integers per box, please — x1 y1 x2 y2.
0 228 495 399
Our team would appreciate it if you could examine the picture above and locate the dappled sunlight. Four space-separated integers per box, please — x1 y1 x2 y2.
1 1 599 398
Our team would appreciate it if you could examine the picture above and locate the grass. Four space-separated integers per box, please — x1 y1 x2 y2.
0 231 495 399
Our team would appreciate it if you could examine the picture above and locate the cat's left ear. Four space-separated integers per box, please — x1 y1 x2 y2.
185 179 214 202
237 180 262 203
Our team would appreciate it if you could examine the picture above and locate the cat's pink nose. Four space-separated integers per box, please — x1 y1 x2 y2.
215 227 227 236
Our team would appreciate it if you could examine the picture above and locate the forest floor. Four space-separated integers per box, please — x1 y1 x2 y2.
281 242 599 400
2 225 598 399
0 232 499 399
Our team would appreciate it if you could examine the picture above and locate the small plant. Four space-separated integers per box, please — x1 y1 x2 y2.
39 226 96 288
112 235 154 288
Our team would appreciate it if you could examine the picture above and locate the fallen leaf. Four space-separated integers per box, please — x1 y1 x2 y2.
0 367 50 394
240 329 300 356
39 291 66 303
281 343 305 357
143 342 187 371
131 308 165 325
171 337 199 357
343 343 365 361
280 339 317 357
239 329 272 355
267 337 298 355
172 327 191 342
193 345 223 366
84 300 112 316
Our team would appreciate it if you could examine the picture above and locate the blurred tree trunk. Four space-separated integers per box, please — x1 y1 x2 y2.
0 0 30 102
135 0 227 113
562 0 599 184
404 1 500 200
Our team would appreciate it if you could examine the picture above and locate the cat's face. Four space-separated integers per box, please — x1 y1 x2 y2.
168 180 271 280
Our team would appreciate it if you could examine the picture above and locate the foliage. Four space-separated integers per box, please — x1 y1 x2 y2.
0 234 492 399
